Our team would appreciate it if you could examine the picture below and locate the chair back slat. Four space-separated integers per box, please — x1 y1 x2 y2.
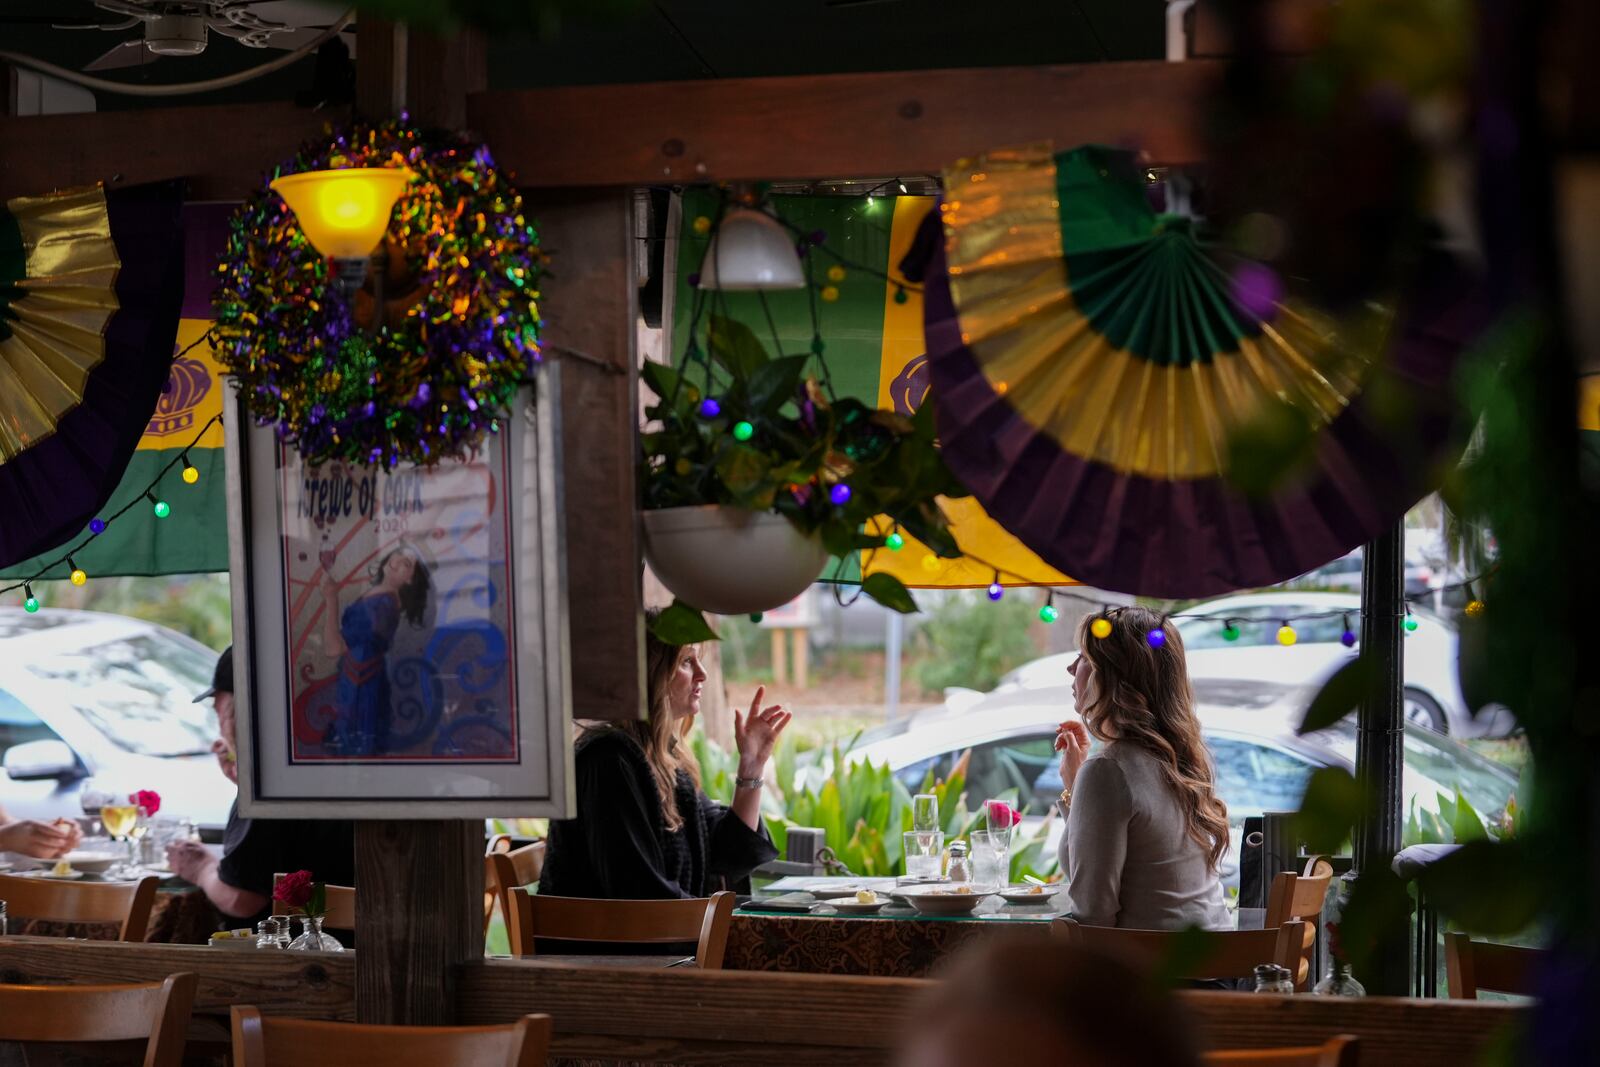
1265 871 1332 989
1204 1034 1360 1067
271 873 357 931
0 873 158 940
506 889 735 967
0 974 197 1067
1444 932 1543 999
1053 919 1306 981
231 1006 551 1067
487 845 546 937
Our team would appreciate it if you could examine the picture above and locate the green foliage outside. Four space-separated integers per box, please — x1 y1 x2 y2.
32 574 231 650
912 590 1041 695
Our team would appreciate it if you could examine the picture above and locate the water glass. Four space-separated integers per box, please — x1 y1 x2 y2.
969 829 1009 890
903 830 944 881
1 899 7 936
912 794 940 834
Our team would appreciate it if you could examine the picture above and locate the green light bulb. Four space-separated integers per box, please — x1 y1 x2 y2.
153 499 171 519
1039 603 1060 624
1404 616 1419 632
1222 623 1240 642
24 596 39 613
732 421 754 442
885 532 904 551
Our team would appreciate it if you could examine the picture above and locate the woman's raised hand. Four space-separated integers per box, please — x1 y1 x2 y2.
1056 720 1091 789
734 685 792 776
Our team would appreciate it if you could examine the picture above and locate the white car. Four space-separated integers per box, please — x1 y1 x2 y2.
840 686 1519 885
0 609 235 835
995 592 1517 738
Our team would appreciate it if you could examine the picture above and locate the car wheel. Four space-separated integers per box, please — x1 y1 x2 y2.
1403 689 1447 734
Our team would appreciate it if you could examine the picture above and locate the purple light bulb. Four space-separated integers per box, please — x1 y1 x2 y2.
829 484 852 506
987 583 1004 601
1146 628 1167 649
699 398 722 418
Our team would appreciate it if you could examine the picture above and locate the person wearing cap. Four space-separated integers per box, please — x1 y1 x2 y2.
166 646 356 931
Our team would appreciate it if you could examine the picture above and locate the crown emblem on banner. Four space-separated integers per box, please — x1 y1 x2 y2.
147 355 213 437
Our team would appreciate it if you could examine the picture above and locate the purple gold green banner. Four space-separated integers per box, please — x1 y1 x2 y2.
674 190 1073 589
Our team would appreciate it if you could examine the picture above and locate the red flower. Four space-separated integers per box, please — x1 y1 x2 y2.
130 789 161 816
274 869 315 909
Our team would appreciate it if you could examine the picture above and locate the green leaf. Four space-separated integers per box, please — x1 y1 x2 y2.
1449 788 1488 843
1415 840 1542 935
641 361 687 407
650 600 721 644
308 882 326 919
714 444 770 495
862 572 919 614
707 315 771 379
1298 656 1370 734
1292 767 1367 854
748 355 810 415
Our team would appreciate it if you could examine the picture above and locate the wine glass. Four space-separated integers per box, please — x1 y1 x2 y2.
79 777 113 838
100 800 138 877
912 794 939 833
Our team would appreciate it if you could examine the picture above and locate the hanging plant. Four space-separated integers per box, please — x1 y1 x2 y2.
641 313 970 640
213 118 545 467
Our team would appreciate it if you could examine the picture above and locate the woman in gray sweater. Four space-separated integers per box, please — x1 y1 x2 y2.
1054 606 1232 931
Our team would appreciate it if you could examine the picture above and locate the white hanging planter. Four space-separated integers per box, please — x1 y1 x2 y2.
642 505 829 616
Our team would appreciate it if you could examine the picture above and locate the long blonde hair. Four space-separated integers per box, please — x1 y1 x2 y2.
1075 606 1230 870
579 609 703 831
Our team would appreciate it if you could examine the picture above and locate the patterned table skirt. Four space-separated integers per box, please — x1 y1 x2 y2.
725 911 1050 977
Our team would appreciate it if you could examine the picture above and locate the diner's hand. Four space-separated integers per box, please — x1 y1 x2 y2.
0 818 79 859
165 840 216 884
1055 720 1091 789
212 737 239 784
734 685 792 775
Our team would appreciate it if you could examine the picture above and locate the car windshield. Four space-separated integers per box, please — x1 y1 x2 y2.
25 632 217 757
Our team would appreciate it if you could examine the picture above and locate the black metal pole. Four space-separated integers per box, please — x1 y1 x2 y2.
1350 521 1410 994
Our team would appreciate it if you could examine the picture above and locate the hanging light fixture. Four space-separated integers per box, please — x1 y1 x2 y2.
271 167 414 301
696 207 806 290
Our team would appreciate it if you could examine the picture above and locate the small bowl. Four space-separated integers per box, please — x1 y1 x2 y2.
902 889 992 916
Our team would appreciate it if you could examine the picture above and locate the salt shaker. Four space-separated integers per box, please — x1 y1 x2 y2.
1 899 8 936
946 840 971 883
1253 964 1295 994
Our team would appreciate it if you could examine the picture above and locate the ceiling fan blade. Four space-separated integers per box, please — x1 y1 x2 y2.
83 39 154 72
258 24 352 51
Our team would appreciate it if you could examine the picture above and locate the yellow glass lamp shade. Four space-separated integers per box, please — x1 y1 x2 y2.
270 167 414 259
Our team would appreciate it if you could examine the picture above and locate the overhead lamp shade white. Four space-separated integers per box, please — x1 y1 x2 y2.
696 207 806 290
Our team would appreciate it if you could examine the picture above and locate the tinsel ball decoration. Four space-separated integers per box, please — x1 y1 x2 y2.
214 119 545 468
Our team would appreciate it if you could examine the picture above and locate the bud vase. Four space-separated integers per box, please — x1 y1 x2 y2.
288 915 345 952
1313 961 1366 996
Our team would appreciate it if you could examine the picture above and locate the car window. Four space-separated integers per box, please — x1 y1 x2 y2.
25 633 217 758
893 734 1065 814
1207 737 1318 821
1179 605 1350 648
0 687 63 764
1400 730 1515 817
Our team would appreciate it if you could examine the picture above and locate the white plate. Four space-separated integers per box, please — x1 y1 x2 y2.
900 889 993 916
17 868 86 881
61 851 122 874
816 898 889 915
999 885 1063 905
807 884 873 900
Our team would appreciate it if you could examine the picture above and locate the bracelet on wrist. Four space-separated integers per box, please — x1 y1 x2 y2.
1059 788 1072 811
735 776 764 790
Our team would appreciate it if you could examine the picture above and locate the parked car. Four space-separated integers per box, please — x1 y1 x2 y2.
1294 539 1450 598
994 591 1518 738
836 683 1518 885
0 609 234 835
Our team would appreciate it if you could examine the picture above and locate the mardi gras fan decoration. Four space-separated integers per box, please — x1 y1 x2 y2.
214 119 544 468
916 144 1481 598
0 181 185 570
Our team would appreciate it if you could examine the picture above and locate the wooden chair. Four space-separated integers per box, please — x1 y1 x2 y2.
0 872 158 941
1204 1034 1360 1066
484 834 512 935
506 888 736 967
271 872 356 931
1054 918 1307 984
0 973 197 1067
231 1006 550 1067
486 842 546 937
1266 870 1332 989
1444 932 1544 999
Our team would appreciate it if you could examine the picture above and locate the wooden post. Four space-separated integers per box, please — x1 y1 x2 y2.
770 629 788 686
792 629 809 690
354 821 482 1024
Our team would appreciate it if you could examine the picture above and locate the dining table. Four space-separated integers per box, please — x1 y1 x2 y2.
0 857 220 944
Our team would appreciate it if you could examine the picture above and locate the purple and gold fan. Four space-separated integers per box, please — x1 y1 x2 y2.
919 144 1481 598
0 182 185 569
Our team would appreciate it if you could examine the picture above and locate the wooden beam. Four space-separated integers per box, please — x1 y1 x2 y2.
469 61 1219 189
354 821 482 1024
0 936 355 1022
406 30 486 132
456 960 1524 1067
0 102 348 202
355 17 407 120
531 190 645 721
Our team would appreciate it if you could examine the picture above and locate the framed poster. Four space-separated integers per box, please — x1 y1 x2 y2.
224 368 572 818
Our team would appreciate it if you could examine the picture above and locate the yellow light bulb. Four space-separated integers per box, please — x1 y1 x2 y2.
70 568 87 586
182 465 200 485
920 554 941 573
1090 617 1113 639
271 167 414 259
1276 624 1297 646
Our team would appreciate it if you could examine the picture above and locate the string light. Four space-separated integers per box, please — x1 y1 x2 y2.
1340 615 1357 648
893 285 909 305
732 420 754 441
23 583 38 613
1039 593 1059 624
826 265 847 283
88 518 106 536
1090 616 1113 639
1146 626 1167 648
829 484 852 506
920 554 941 574
1404 608 1419 633
820 285 840 303
698 398 722 418
885 531 905 552
68 558 86 586
987 572 1004 601
147 492 170 519
1221 620 1241 642
1277 623 1298 646
1465 599 1485 617
180 455 200 485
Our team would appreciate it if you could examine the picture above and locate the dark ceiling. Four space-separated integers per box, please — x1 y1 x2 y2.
0 0 1163 111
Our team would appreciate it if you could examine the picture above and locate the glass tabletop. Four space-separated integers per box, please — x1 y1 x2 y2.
741 875 1068 923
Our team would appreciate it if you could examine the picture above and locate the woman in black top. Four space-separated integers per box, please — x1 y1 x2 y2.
539 614 790 898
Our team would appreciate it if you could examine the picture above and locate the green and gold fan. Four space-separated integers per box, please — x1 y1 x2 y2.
0 181 185 569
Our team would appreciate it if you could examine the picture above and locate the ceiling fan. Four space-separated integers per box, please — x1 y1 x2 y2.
53 1 354 72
